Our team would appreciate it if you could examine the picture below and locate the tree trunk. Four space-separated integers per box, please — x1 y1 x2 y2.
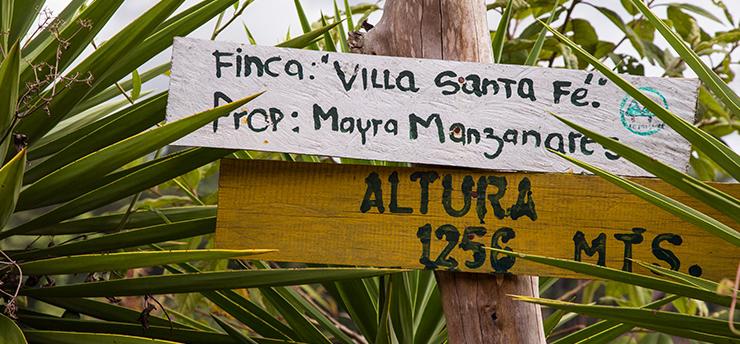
350 1 546 343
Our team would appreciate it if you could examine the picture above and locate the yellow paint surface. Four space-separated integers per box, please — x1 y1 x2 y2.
216 159 739 280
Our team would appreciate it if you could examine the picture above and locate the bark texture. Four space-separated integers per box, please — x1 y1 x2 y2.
434 271 546 343
350 1 546 343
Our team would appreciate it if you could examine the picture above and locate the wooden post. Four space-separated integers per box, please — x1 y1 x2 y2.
350 1 546 343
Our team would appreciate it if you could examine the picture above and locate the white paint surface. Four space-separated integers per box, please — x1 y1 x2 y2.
167 37 699 177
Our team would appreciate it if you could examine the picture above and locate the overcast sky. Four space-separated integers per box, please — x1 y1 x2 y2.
40 1 738 73
41 0 739 149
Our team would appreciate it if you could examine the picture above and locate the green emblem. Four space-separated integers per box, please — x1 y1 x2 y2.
619 86 669 136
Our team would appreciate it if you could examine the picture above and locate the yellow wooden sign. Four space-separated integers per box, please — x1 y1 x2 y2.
216 159 739 280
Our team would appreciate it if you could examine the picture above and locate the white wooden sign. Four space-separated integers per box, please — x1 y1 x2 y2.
166 37 699 177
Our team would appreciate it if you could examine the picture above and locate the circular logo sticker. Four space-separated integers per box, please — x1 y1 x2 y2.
619 86 668 136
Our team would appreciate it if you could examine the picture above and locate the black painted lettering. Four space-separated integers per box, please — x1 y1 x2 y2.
340 117 355 133
482 78 499 95
491 227 516 273
233 111 247 130
475 176 488 224
652 233 682 271
497 78 516 98
460 226 487 269
435 71 459 95
518 78 536 101
397 70 419 92
372 119 383 135
235 49 242 77
359 172 384 213
383 70 395 89
567 132 582 153
213 91 233 132
409 113 445 143
334 61 359 91
486 176 507 220
384 119 398 135
604 137 621 160
553 80 572 104
213 50 233 78
509 177 537 220
389 171 412 213
370 69 383 88
247 109 268 132
417 224 435 269
462 74 482 97
580 136 595 155
284 59 303 79
522 130 541 147
545 133 566 153
502 129 518 145
268 108 283 131
410 171 439 214
571 88 588 106
442 174 473 217
483 128 504 160
313 104 339 131
467 128 481 145
614 227 646 272
357 119 371 144
259 56 279 77
434 224 460 270
243 55 265 76
573 231 606 266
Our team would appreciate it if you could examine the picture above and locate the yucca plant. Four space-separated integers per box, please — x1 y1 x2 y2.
487 0 740 342
0 1 406 343
0 0 737 343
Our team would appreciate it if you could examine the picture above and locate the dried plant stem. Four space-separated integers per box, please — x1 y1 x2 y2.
0 249 22 318
557 280 592 301
730 260 740 336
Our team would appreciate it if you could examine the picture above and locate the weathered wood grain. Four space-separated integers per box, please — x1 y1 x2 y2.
434 272 544 343
216 159 740 282
349 2 545 342
166 36 699 177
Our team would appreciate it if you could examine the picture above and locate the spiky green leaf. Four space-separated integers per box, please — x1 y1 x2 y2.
492 0 513 63
543 21 740 179
550 150 740 247
487 248 732 306
0 313 27 344
0 148 25 229
21 268 402 297
20 249 274 275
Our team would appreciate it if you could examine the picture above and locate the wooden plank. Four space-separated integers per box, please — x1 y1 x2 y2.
351 2 545 342
167 37 699 177
216 159 740 281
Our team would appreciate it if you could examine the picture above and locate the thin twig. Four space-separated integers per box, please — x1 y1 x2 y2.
729 261 740 336
550 324 586 338
0 249 22 318
56 234 88 245
23 9 55 50
548 0 580 67
0 117 19 149
148 294 174 331
91 40 134 105
211 0 254 40
5 16 94 149
116 192 143 231
295 287 368 344
557 280 592 301
712 43 737 71
173 178 205 206
116 147 164 231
